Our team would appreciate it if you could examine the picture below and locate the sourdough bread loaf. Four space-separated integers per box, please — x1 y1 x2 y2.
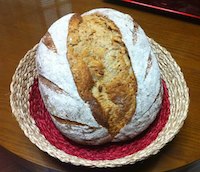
36 8 163 145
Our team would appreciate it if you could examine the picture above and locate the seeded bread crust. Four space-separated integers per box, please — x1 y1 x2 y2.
36 8 162 145
67 14 137 137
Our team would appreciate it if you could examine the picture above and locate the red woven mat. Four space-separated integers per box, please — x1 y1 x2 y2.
29 79 170 160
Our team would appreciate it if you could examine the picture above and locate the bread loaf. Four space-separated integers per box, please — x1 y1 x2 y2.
36 8 163 145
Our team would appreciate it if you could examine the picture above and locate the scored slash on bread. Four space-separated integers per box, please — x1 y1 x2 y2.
67 14 137 137
36 8 162 145
42 32 57 53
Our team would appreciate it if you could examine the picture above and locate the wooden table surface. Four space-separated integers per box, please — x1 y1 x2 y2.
0 0 200 171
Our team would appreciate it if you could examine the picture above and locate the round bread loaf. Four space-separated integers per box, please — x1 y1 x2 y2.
36 8 163 145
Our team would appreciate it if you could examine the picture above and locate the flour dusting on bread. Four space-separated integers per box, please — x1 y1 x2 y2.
36 8 162 145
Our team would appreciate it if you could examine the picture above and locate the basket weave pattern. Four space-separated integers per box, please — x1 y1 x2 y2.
29 78 169 160
10 39 189 167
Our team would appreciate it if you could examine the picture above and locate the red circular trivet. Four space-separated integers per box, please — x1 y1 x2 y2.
29 79 170 161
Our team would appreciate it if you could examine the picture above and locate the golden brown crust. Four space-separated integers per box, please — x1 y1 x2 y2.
38 74 63 93
52 115 96 128
67 14 137 136
144 54 153 79
42 32 57 53
67 14 108 128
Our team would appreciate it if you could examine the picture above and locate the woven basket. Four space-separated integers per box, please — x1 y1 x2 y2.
10 38 189 168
